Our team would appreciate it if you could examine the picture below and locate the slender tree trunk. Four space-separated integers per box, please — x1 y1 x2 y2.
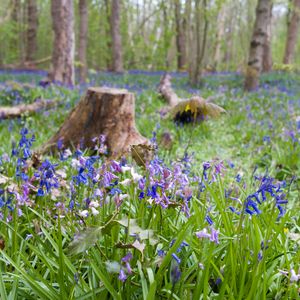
189 0 208 86
244 0 271 91
49 0 75 85
213 5 226 70
175 0 187 71
111 0 124 73
26 0 38 65
163 2 170 69
262 3 273 72
105 0 112 70
283 0 300 64
79 0 88 82
11 0 25 65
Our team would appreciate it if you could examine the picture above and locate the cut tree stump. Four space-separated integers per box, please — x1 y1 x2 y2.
41 87 150 159
0 99 56 120
158 73 225 124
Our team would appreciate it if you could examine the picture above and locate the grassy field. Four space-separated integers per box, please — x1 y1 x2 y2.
0 70 299 299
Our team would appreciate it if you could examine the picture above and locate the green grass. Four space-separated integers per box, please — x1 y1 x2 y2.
0 70 299 299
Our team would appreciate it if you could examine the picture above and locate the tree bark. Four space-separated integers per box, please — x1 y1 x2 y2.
244 0 271 91
213 5 226 70
189 0 208 86
79 0 88 82
105 0 112 70
49 0 75 85
26 0 38 65
262 3 273 72
283 0 300 64
42 88 148 158
174 0 187 71
0 99 56 120
111 0 124 73
158 74 180 107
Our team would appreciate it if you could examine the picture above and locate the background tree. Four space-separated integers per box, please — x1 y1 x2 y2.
111 0 123 73
189 0 208 86
283 0 300 64
244 0 272 91
49 0 75 85
262 3 273 72
79 0 88 82
174 0 187 71
26 0 38 66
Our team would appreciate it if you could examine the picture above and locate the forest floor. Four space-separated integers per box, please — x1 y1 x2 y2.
0 70 299 299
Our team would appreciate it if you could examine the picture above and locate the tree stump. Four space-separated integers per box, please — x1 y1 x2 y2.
41 87 149 158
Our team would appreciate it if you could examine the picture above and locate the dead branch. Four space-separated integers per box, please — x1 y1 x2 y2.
158 73 225 124
0 99 57 120
157 73 180 107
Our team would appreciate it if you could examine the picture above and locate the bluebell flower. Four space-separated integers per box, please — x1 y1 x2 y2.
171 263 181 284
205 215 214 225
171 253 181 264
118 269 127 282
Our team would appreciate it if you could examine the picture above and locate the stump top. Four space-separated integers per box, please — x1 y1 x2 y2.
88 87 130 95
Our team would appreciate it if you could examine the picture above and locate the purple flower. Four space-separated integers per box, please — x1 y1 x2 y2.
196 227 219 244
171 253 181 264
210 228 219 244
195 228 211 239
118 269 127 282
171 263 181 284
121 253 133 263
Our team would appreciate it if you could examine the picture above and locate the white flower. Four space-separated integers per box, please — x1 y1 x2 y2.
78 210 89 218
71 159 80 168
121 166 131 173
290 269 300 283
63 148 72 158
91 207 99 216
89 201 99 208
119 194 128 200
131 168 143 182
93 174 100 182
56 169 67 179
120 178 132 186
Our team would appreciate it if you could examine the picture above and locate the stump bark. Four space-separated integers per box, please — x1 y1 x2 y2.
41 87 149 158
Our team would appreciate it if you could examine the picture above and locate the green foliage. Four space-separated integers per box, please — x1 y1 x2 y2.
0 71 299 299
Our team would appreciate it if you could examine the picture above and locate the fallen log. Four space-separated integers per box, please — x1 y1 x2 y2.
158 73 225 124
157 73 179 107
41 87 151 161
0 98 57 120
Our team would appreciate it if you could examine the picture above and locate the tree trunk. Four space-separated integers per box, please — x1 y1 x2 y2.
26 0 38 65
49 0 75 85
244 0 271 91
283 0 300 64
105 0 112 70
189 0 208 86
79 0 88 82
262 3 273 72
42 88 148 158
175 0 187 71
111 0 124 73
213 5 226 70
